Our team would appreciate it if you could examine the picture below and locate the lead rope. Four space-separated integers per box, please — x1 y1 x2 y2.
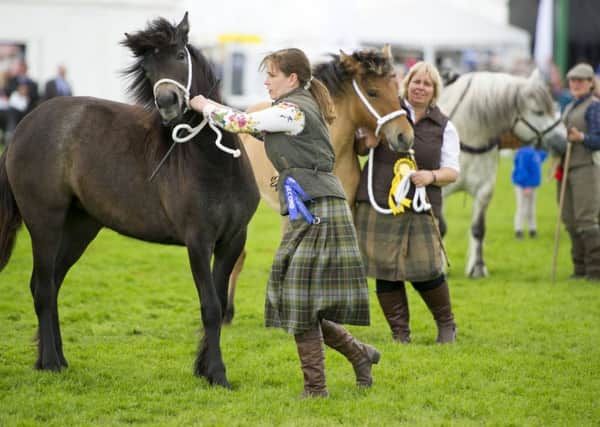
149 49 239 181
352 78 427 213
366 149 429 214
366 147 449 267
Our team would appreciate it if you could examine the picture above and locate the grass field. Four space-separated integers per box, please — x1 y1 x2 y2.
1 155 598 426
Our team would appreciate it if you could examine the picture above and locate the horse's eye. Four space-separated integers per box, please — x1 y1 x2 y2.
534 110 545 116
367 89 378 97
177 51 186 61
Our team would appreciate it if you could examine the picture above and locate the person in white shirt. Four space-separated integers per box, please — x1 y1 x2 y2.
354 61 460 344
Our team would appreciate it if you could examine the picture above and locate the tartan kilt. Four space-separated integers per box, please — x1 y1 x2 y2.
354 202 444 282
265 197 370 334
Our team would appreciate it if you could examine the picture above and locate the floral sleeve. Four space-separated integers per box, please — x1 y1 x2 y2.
203 101 305 137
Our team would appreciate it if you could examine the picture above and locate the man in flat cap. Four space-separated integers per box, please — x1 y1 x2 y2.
558 62 600 281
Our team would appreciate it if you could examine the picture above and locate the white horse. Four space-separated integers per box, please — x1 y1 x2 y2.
438 69 567 278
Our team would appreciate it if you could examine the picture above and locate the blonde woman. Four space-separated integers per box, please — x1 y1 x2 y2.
354 61 460 344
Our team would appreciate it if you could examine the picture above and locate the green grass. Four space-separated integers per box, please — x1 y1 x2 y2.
1 156 599 426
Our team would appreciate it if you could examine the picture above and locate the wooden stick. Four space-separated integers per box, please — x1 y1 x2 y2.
551 141 573 283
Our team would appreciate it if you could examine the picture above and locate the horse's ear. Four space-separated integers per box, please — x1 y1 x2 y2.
528 68 543 82
382 44 392 60
176 12 190 43
122 32 133 48
339 49 358 72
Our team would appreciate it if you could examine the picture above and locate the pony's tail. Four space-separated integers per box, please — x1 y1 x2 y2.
0 150 22 272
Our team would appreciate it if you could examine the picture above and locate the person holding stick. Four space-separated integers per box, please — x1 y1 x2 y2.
555 63 600 281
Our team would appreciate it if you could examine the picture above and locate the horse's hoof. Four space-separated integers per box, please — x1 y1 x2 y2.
196 368 231 389
210 376 232 389
222 309 234 325
35 357 66 372
467 264 488 279
194 362 230 388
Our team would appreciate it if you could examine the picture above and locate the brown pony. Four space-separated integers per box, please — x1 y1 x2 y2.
225 46 414 322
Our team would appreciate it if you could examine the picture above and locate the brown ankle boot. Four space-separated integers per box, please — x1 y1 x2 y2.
581 228 600 280
320 319 380 387
376 289 410 343
568 229 586 277
418 281 456 343
294 327 328 398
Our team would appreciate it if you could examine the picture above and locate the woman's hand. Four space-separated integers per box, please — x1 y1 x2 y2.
410 170 436 188
189 95 209 112
567 126 584 143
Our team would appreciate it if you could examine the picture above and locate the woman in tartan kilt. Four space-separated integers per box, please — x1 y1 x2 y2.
354 61 460 344
191 48 378 398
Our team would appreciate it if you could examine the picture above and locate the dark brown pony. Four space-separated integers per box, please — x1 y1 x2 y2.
0 14 259 388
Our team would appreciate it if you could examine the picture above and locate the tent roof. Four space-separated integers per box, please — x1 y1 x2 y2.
355 0 530 51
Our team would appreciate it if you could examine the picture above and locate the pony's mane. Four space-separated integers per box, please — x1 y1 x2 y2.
120 17 220 108
441 72 555 136
313 49 394 97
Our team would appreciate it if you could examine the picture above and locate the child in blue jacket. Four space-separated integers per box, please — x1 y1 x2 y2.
512 146 547 238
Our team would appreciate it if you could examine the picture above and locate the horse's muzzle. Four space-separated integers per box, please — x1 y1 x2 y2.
156 90 178 109
155 87 185 124
388 133 413 154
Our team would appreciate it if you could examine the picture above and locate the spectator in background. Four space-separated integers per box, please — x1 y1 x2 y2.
547 59 572 112
44 64 72 100
0 71 9 145
5 60 39 113
4 61 39 144
512 145 547 239
461 48 478 72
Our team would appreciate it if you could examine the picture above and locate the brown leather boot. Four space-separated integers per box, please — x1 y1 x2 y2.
568 229 586 278
418 281 456 343
582 228 600 281
294 327 328 398
376 289 411 343
320 319 380 387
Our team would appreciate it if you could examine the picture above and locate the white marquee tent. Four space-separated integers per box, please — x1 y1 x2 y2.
354 0 530 65
0 0 528 103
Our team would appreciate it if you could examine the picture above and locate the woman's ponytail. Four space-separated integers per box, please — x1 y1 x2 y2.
309 78 336 125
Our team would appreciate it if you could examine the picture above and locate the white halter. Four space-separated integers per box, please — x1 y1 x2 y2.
152 47 240 158
351 79 424 214
153 47 193 111
351 79 407 136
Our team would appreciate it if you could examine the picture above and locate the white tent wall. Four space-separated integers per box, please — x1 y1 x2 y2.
355 0 529 68
182 0 527 107
0 0 182 102
0 0 523 105
184 0 359 50
183 0 361 109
